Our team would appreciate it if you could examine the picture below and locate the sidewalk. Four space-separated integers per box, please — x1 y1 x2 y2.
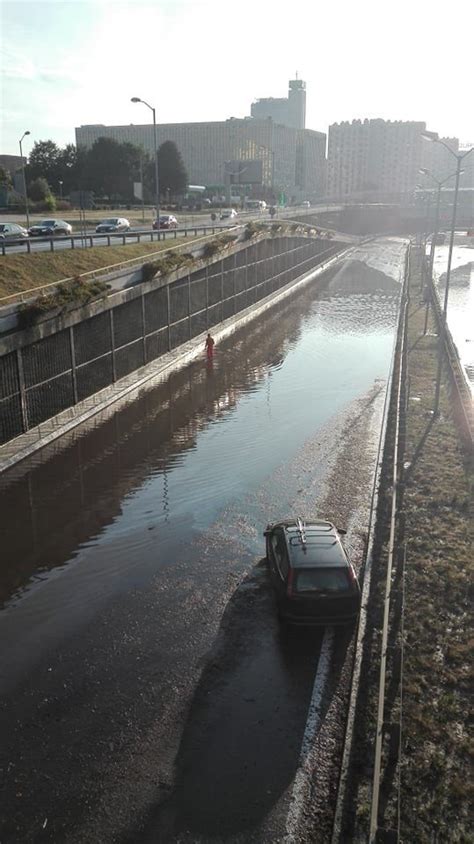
348 246 472 841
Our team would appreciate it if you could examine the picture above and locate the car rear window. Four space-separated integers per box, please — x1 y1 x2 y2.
288 538 347 567
295 568 351 593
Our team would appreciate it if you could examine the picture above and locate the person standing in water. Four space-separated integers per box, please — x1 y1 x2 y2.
205 332 215 360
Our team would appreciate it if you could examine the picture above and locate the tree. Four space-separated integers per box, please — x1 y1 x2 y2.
82 137 142 199
28 177 51 201
27 140 62 187
0 167 12 190
158 141 188 198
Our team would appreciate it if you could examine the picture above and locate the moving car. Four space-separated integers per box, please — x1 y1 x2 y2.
0 223 29 242
95 217 130 233
28 219 72 237
264 518 361 625
153 214 178 230
220 208 238 220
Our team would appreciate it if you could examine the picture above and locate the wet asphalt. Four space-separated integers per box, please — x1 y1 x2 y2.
0 238 406 843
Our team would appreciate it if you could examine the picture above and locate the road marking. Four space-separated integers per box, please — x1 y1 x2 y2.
284 625 334 842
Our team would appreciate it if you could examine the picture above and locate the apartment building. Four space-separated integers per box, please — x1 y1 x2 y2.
327 119 426 199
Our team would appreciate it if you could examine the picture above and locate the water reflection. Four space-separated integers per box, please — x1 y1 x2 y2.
0 245 403 609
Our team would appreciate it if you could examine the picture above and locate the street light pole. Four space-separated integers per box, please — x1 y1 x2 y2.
59 180 63 200
421 132 474 413
131 97 160 229
419 167 459 280
19 131 31 229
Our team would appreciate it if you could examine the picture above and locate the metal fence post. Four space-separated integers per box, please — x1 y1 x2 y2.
167 283 171 350
16 348 29 433
69 326 78 405
109 309 116 382
141 290 147 363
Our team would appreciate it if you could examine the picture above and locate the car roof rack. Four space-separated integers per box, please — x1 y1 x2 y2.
296 516 307 546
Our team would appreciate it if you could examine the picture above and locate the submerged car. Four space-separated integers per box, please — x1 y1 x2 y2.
153 214 178 230
264 518 361 625
28 219 72 237
0 223 29 242
95 217 130 233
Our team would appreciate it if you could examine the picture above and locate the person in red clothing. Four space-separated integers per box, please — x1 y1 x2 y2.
205 332 215 360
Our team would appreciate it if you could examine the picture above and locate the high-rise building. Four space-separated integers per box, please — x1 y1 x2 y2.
76 116 326 199
251 78 306 130
327 119 426 199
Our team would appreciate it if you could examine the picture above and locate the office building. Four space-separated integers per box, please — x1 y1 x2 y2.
76 117 326 199
251 78 307 130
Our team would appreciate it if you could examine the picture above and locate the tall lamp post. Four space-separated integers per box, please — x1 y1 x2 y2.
19 131 31 229
131 97 160 228
421 131 474 412
418 167 460 281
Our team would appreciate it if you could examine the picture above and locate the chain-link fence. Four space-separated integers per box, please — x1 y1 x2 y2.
0 236 339 446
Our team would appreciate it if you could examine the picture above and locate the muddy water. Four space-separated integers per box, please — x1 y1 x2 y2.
0 237 406 843
432 241 474 388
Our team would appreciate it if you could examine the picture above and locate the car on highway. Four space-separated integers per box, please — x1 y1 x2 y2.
264 517 361 626
95 217 130 233
153 214 178 230
28 219 73 237
0 222 29 242
220 208 238 220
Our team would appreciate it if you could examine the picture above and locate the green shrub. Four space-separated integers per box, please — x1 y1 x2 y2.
202 241 221 259
18 277 109 329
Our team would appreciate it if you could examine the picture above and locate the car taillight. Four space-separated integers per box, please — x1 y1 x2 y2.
287 568 294 597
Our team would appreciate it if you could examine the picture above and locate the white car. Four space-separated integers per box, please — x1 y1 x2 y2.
0 223 29 242
301 200 311 208
95 217 130 233
220 208 238 220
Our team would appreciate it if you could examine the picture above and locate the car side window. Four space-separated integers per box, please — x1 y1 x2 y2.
271 529 289 579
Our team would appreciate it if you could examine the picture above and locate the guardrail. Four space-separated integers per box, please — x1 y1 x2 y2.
0 223 235 257
0 227 242 306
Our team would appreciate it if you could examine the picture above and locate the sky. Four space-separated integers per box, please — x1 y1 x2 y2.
1 0 473 157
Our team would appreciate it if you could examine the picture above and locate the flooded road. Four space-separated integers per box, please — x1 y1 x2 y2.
0 238 406 843
432 238 474 389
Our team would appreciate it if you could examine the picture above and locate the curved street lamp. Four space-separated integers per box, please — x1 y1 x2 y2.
19 130 31 229
131 97 160 228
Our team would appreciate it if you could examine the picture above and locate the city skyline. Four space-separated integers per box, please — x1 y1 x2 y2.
1 0 473 156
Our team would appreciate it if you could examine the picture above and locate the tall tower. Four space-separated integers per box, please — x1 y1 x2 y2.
288 78 306 130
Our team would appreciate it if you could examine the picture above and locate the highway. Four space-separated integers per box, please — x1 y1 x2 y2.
0 207 339 256
0 238 407 843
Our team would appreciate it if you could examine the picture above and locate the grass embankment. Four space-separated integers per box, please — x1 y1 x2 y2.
0 238 204 300
352 247 472 841
399 250 472 840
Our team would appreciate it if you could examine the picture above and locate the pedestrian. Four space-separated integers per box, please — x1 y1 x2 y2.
205 332 215 360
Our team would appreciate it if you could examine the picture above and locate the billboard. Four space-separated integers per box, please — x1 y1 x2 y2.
224 160 263 185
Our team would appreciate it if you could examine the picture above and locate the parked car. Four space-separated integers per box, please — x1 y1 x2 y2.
0 223 29 242
220 208 238 220
95 217 130 233
28 219 72 237
153 215 178 230
264 518 361 626
301 200 311 208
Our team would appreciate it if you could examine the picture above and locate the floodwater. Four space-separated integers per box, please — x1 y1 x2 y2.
0 237 406 843
432 238 474 388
